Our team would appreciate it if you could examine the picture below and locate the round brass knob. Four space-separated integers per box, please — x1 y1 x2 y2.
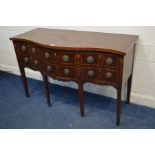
24 57 28 62
64 68 70 76
45 52 50 59
87 70 95 77
34 60 38 65
47 65 52 72
32 48 36 54
21 45 26 52
63 55 70 62
106 72 113 79
87 56 95 63
106 57 113 65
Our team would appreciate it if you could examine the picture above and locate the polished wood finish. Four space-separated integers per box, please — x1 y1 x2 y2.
10 28 138 55
10 28 138 126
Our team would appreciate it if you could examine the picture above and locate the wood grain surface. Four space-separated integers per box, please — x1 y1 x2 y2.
10 28 138 55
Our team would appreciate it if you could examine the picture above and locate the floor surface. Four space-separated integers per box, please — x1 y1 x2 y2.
0 71 155 129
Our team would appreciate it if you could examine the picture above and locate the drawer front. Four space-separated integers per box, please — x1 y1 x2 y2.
16 42 42 55
59 66 77 80
59 52 76 65
15 43 42 71
43 63 57 77
82 67 118 84
81 52 119 69
19 54 42 71
82 67 102 81
81 53 102 65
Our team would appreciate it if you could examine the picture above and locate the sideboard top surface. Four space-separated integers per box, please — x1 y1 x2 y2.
10 28 138 55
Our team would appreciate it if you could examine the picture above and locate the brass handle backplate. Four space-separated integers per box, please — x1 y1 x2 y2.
45 52 50 59
24 57 28 62
34 60 38 65
32 48 36 54
106 72 112 79
64 68 71 75
47 65 52 72
87 56 95 63
87 70 95 77
106 57 113 65
21 45 26 52
63 55 70 62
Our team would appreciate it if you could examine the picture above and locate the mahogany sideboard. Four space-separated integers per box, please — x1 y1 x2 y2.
10 28 138 125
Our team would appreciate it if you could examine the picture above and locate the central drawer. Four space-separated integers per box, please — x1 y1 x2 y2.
43 64 77 80
43 50 77 65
